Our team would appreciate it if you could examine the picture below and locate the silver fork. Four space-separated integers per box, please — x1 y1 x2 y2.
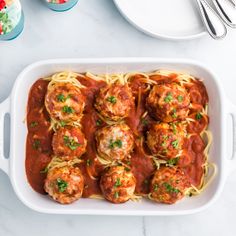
196 0 227 39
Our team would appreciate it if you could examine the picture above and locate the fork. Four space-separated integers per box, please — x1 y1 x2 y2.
212 0 236 28
196 0 227 39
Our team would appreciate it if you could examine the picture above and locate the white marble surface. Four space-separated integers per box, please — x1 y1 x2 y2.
1 0 236 235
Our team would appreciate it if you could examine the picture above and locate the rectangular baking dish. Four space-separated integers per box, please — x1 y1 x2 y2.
1 58 236 215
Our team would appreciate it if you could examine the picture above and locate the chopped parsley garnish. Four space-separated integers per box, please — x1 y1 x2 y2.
109 139 122 149
164 93 173 103
171 140 179 149
195 112 203 120
177 95 183 102
163 182 180 194
167 157 179 166
57 94 66 102
107 96 117 104
63 135 81 150
141 118 148 126
62 105 74 114
171 123 177 135
161 141 167 147
114 178 122 187
57 94 71 102
56 178 68 193
96 119 102 126
162 135 168 140
32 140 40 150
114 191 119 199
30 121 38 128
86 159 92 166
154 184 159 192
60 121 66 127
172 109 177 118
125 167 131 171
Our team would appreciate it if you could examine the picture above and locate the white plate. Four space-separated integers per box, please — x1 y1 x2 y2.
113 0 206 40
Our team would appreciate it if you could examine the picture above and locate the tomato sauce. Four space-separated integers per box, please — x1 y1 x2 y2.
26 74 209 196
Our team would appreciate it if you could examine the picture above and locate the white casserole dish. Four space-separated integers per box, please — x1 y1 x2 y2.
0 58 236 215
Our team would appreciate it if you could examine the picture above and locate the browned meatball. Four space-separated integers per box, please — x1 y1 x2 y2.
100 166 136 203
95 83 134 121
44 166 84 204
45 83 85 123
95 124 134 161
147 123 185 160
150 167 190 204
146 83 190 122
52 126 87 159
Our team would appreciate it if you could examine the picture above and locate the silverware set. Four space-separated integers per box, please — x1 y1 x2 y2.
196 0 236 39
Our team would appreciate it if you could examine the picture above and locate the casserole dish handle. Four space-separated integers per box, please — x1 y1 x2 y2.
226 100 236 175
0 97 10 175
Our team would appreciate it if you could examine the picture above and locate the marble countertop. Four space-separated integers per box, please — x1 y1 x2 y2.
1 0 236 235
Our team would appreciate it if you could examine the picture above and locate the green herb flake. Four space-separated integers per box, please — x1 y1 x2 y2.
107 96 117 104
141 118 148 126
164 93 173 103
114 178 122 187
195 112 203 120
63 135 81 150
171 123 177 135
167 157 179 166
109 139 122 149
161 141 167 147
163 182 180 194
32 140 41 150
62 105 74 114
56 178 68 193
177 95 183 102
171 140 179 149
30 121 38 128
162 135 168 140
60 121 66 127
114 191 119 199
96 119 102 126
86 159 92 166
57 94 66 102
154 184 159 192
172 109 177 118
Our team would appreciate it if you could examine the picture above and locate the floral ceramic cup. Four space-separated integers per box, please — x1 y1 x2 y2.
0 0 24 40
45 0 79 11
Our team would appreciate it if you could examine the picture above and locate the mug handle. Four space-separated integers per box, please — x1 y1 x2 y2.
0 97 10 175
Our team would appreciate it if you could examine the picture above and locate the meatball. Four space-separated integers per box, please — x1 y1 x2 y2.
95 124 134 161
147 123 185 160
44 166 84 204
100 166 136 203
45 82 85 123
52 126 87 159
150 167 190 204
146 83 190 122
95 83 134 121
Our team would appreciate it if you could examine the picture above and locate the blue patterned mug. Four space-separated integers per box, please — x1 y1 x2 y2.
45 0 79 11
0 0 24 40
